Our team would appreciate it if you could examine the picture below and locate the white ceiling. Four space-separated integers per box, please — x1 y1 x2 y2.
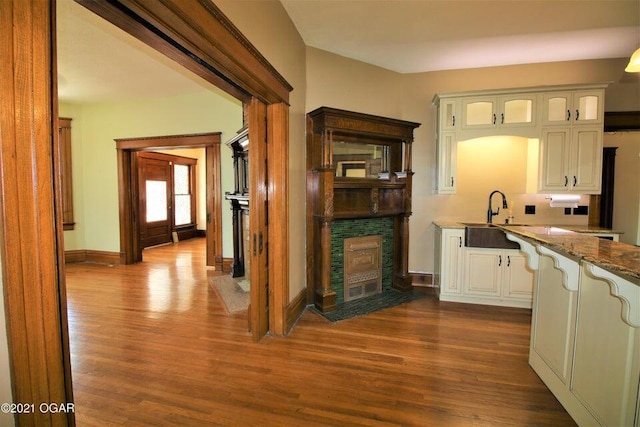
57 0 640 103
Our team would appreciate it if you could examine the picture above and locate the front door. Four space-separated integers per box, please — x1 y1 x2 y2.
138 155 173 248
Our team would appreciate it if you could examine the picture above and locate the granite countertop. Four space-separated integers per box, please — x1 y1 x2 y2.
434 220 638 282
433 220 625 234
501 225 639 282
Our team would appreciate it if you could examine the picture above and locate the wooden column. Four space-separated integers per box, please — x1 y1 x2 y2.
315 219 337 311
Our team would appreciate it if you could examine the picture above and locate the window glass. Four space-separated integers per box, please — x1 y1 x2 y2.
146 180 167 222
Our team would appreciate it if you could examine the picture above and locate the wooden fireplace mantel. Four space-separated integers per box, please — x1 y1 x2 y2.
306 107 420 312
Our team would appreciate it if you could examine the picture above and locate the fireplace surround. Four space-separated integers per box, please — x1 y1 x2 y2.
306 107 420 312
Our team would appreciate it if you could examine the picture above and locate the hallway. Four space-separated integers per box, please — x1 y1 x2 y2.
65 238 573 426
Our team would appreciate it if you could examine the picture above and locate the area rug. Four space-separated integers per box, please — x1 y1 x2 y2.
209 275 250 314
313 289 425 322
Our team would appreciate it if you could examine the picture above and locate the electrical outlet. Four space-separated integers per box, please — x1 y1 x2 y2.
573 205 589 215
525 205 536 215
565 208 572 215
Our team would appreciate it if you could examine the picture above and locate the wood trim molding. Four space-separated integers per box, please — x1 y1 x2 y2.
285 288 308 335
0 1 74 424
65 250 122 265
76 0 292 104
267 103 290 335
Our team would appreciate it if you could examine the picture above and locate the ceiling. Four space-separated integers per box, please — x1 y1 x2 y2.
280 0 639 73
57 0 640 103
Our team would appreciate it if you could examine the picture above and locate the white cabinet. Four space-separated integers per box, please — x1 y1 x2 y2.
433 84 606 195
539 126 602 194
439 98 459 131
542 90 603 127
434 227 464 296
462 248 534 304
462 95 537 130
436 131 456 194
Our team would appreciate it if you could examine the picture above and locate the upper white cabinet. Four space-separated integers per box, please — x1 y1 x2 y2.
433 84 606 195
538 126 603 193
462 95 537 130
542 90 603 126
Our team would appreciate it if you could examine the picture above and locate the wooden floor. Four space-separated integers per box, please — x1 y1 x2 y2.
65 238 575 426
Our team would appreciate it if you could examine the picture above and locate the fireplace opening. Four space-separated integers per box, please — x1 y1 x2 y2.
343 235 382 302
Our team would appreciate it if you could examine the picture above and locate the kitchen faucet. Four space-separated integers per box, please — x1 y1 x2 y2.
487 190 508 223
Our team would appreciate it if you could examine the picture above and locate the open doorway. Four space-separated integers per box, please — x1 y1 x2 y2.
1 2 291 423
114 133 224 268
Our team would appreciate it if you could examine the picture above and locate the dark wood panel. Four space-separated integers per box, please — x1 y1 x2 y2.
66 239 575 426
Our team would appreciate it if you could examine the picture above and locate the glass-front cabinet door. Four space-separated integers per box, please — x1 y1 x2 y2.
462 95 536 130
542 91 602 126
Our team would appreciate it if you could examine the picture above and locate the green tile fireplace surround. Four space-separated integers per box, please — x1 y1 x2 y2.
330 217 395 305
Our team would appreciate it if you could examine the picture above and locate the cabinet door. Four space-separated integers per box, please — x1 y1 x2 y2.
499 95 536 127
539 127 571 192
462 97 497 129
570 126 602 193
437 131 457 194
463 249 501 296
439 99 458 131
502 252 534 300
542 92 572 126
440 229 464 294
572 90 603 125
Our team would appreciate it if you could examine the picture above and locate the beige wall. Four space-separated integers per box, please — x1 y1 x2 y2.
215 0 308 299
305 50 638 273
60 90 242 257
604 131 640 245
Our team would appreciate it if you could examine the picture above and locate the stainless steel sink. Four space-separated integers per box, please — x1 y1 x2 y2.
464 223 521 249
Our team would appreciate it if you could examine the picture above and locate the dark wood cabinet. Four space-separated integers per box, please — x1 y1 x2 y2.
306 107 420 312
225 127 249 277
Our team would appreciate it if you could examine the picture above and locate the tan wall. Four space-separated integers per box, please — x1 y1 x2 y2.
215 0 308 300
604 131 640 245
305 51 637 273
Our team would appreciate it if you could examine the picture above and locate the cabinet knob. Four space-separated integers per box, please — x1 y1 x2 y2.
507 256 511 267
501 113 504 124
493 113 496 125
498 255 502 266
576 109 580 121
452 116 455 126
564 176 569 187
566 110 571 121
573 176 577 187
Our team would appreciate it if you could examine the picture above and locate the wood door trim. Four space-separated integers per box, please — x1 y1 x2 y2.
116 132 221 265
0 1 74 425
76 0 292 104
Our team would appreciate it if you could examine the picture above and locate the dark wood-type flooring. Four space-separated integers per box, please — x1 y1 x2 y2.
65 238 575 426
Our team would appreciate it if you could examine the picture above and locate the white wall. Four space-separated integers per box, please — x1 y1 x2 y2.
61 90 242 257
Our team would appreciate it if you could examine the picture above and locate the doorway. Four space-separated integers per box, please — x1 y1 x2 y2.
115 133 223 268
1 1 291 424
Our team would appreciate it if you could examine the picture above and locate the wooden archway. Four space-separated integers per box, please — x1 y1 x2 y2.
0 1 291 424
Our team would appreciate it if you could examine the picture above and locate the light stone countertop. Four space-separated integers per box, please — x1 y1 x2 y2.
434 220 638 282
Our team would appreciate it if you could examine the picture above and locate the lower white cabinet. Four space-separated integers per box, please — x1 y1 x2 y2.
434 227 464 296
462 248 534 307
434 226 534 308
